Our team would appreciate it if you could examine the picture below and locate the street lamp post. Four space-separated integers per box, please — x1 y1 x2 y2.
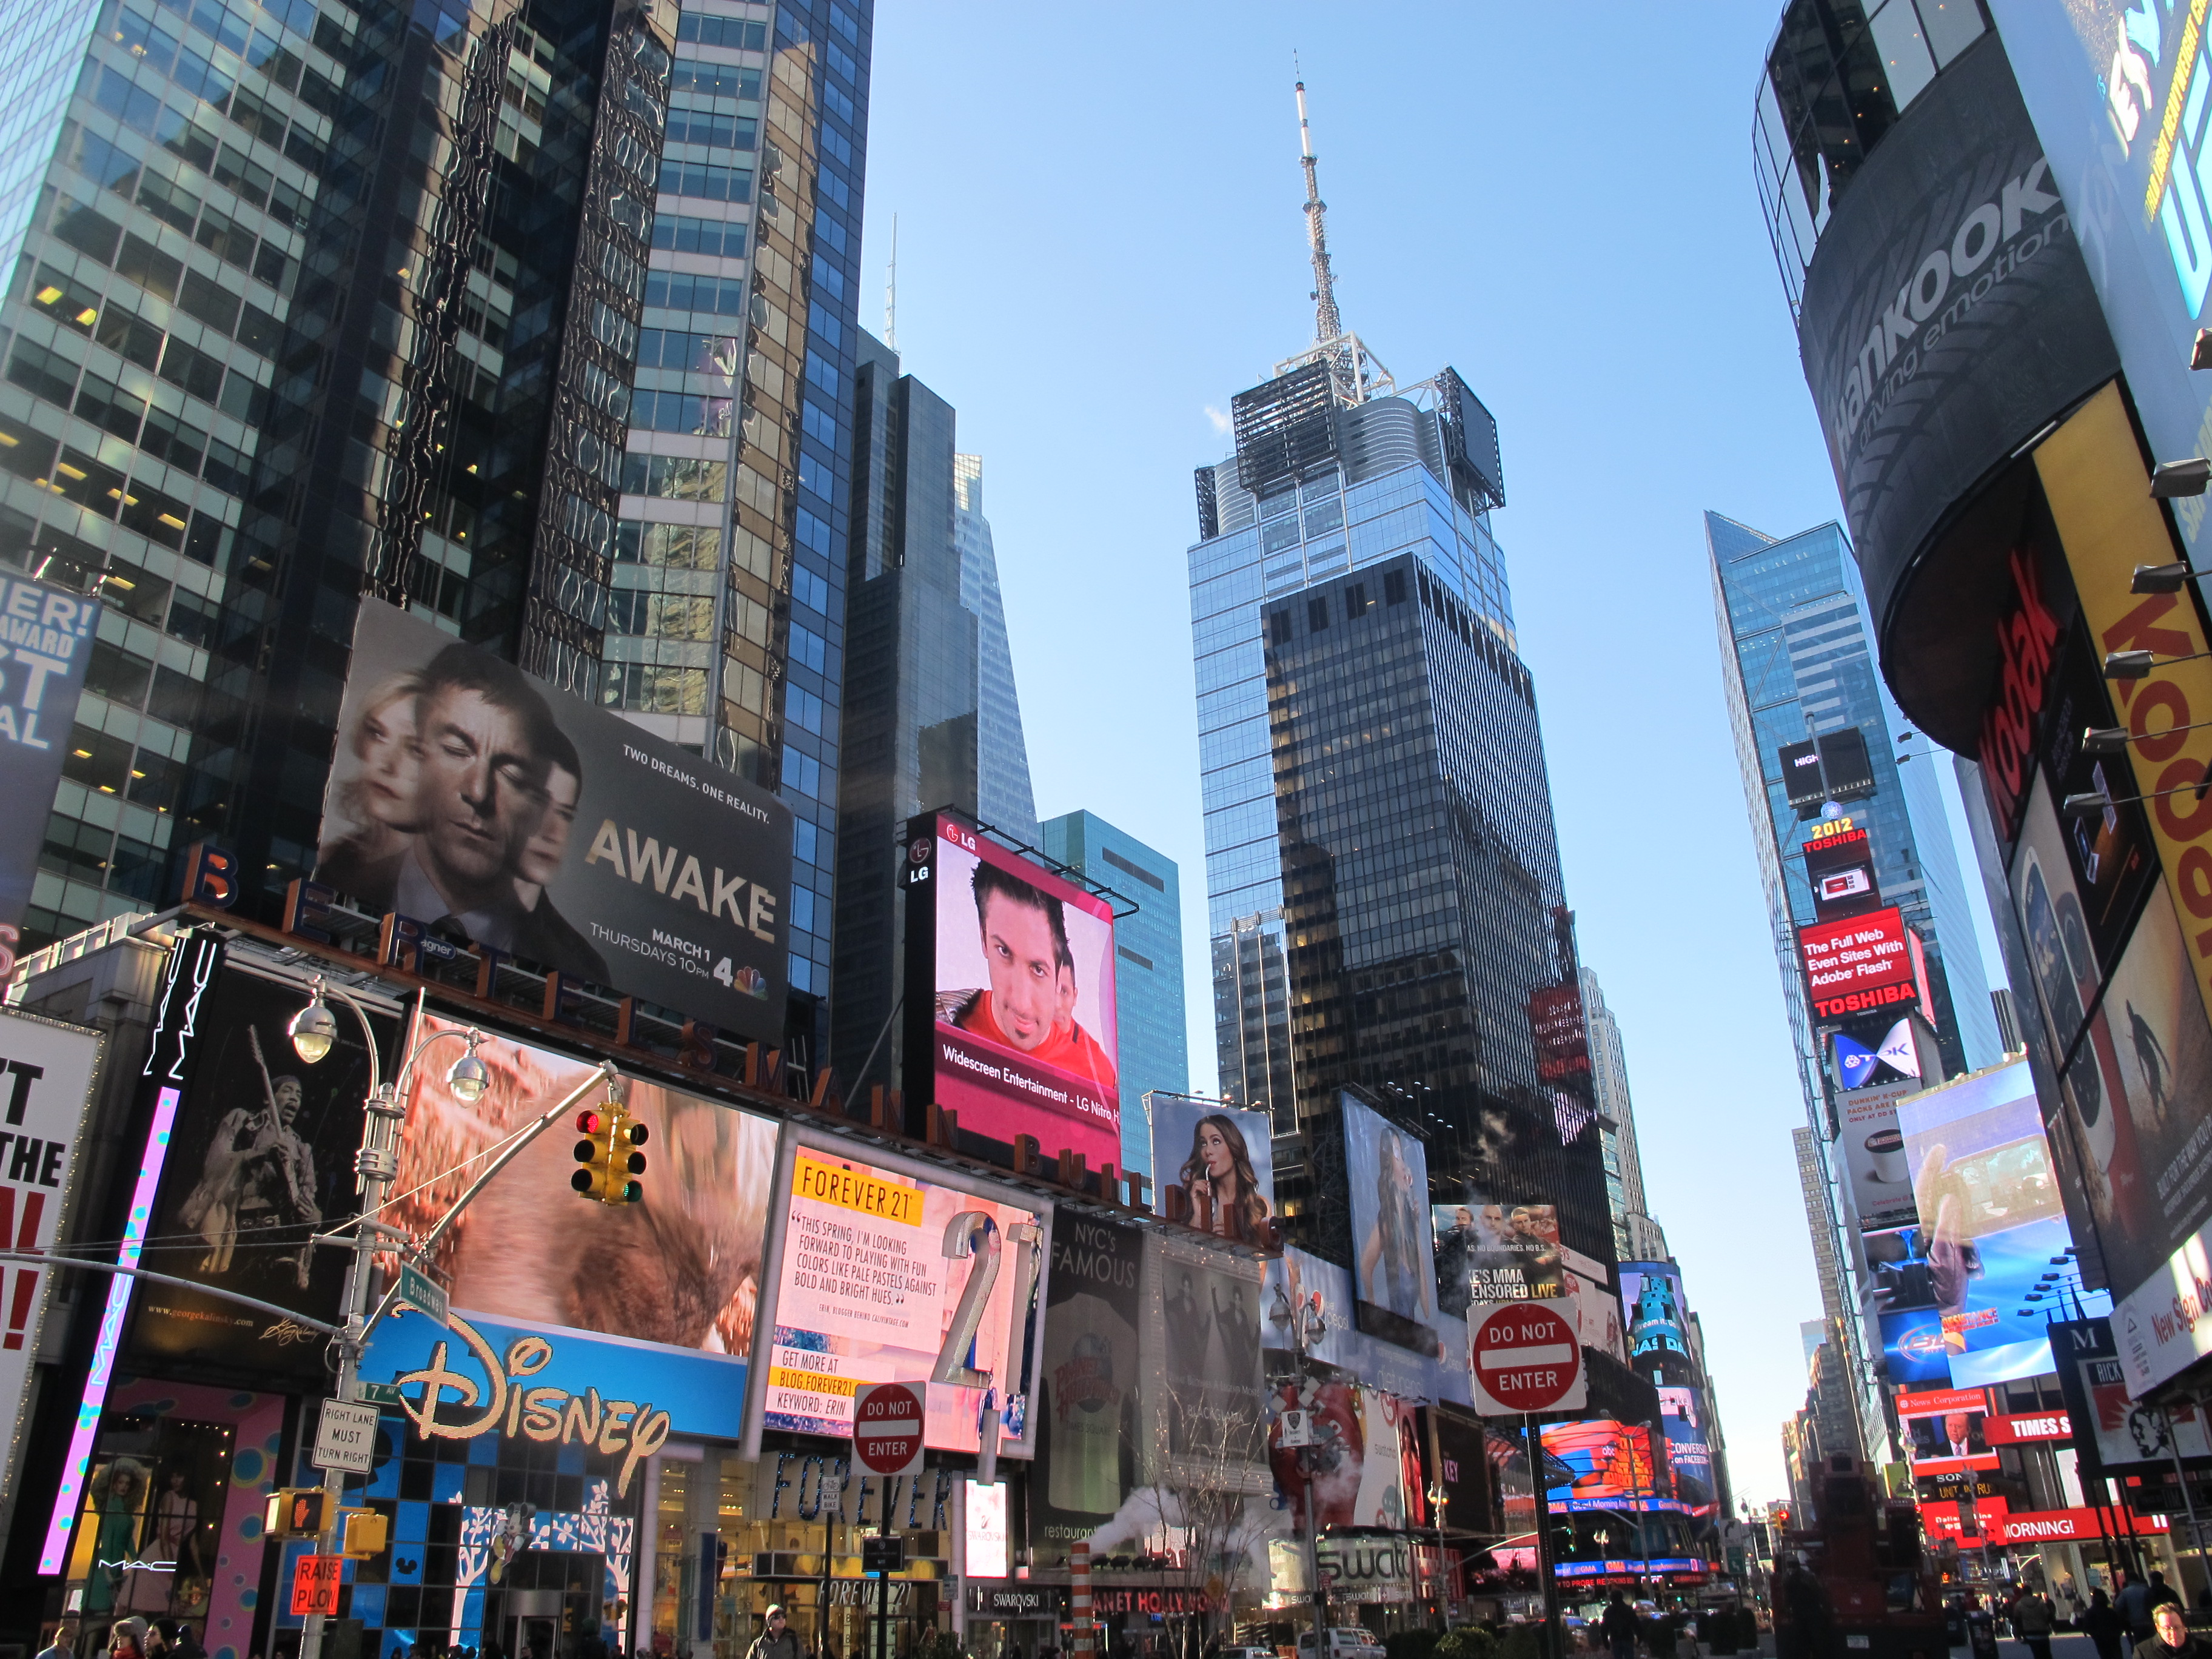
1268 1277 1330 1644
288 977 617 1659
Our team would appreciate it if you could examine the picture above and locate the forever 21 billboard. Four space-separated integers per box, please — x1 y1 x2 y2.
313 599 791 1041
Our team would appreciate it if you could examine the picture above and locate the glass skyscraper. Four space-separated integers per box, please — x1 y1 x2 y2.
1041 808 1187 1184
831 330 1039 1096
1709 510 2003 1453
1187 350 1629 1332
0 0 871 1070
1580 965 1652 1264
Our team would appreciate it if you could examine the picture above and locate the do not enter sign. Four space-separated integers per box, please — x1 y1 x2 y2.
853 1381 923 1476
1470 1302 1586 1416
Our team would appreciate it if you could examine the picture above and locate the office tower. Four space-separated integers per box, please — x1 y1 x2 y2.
1580 964 1651 1262
1189 86 1618 1312
1711 512 2002 1450
4 0 873 1056
1791 1122 1863 1456
832 332 1040 1094
1041 809 1187 1182
957 452 1036 843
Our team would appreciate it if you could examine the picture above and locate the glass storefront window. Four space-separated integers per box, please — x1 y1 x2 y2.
60 1415 233 1646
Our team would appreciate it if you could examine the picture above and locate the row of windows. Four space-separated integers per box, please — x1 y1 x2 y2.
629 388 730 436
618 451 726 502
68 116 293 292
25 258 267 417
39 808 169 900
0 408 238 558
657 159 752 205
669 60 759 101
672 14 766 50
105 3 332 178
664 107 755 150
8 332 252 487
635 327 736 374
642 268 744 314
649 213 745 258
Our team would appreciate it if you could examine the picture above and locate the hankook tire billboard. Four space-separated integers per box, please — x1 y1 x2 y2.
1796 34 2116 645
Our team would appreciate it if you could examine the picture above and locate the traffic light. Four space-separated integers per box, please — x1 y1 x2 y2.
340 1507 390 1558
571 1103 648 1204
265 1487 330 1538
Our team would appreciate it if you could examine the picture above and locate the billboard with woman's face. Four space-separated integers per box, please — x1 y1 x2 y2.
1342 1093 1439 1356
1151 1096 1272 1242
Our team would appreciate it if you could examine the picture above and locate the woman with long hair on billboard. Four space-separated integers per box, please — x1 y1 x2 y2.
320 671 424 868
1179 1113 1269 1239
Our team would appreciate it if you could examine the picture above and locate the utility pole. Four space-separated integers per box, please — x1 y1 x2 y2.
286 978 618 1659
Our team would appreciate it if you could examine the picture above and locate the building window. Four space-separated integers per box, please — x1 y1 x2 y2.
1346 583 1369 617
1269 609 1292 645
1385 569 1407 605
1307 597 1327 632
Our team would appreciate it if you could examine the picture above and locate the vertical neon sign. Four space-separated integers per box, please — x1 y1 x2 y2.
36 1084 179 1572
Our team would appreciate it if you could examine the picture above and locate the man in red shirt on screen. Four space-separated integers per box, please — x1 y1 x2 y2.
938 860 1118 1089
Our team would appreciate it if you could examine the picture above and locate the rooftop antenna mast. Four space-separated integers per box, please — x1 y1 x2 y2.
884 212 897 352
1278 70 1391 406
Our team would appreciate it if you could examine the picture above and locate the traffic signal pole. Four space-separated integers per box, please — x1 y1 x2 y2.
290 979 620 1659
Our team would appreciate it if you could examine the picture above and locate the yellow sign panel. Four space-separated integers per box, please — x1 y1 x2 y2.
2034 383 2212 1042
793 1153 924 1225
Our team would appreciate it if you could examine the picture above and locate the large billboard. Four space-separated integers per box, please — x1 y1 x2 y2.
1269 1380 1416 1532
0 1008 100 1498
1799 907 1930 1023
748 1131 1050 1456
1791 27 2117 646
1034 1212 1144 1543
1870 1059 2105 1389
1620 1262 1697 1382
369 1012 776 1367
1433 1198 1563 1318
131 963 402 1381
0 571 98 931
316 598 791 1041
904 812 1120 1170
1834 1078 1923 1235
1342 1093 1439 1355
1992 2 2212 574
1541 1419 1656 1506
1154 1228 1267 1468
2051 1316 2212 1476
1151 1096 1272 1242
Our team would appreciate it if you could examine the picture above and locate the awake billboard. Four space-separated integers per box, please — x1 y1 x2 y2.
903 812 1121 1171
316 599 792 1041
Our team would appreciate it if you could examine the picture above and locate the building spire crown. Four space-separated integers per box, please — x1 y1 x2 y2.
1276 73 1392 406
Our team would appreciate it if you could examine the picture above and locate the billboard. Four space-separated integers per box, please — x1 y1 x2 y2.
316 600 791 1039
1620 1262 1695 1379
1834 1077 1922 1235
905 812 1120 1170
1527 984 1592 1085
1790 26 2117 647
1991 1 2212 577
1541 1419 1657 1505
1151 1096 1272 1242
1657 1386 1716 1512
751 1134 1049 1456
2050 1316 2212 1476
1804 820 1882 923
1155 1228 1267 1466
1269 1381 1418 1532
1433 1198 1563 1318
130 964 401 1381
1800 908 1929 1023
366 1013 776 1379
0 1007 100 1497
1033 1212 1144 1542
0 571 98 931
1869 1059 2105 1389
1342 1093 1439 1354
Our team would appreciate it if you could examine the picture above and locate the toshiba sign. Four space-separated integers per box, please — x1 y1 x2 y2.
1799 908 1926 1021
1992 1507 2167 1545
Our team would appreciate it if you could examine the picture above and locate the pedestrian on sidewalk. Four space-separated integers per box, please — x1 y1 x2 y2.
2011 1585 2056 1659
2086 1589 2126 1659
2136 1603 2208 1659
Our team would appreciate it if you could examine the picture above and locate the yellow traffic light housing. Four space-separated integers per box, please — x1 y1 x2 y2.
340 1507 389 1558
570 1102 646 1204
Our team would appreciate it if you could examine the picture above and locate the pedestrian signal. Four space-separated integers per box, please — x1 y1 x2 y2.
266 1487 330 1538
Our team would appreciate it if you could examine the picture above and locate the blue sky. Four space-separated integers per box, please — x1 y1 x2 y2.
854 1 2007 1506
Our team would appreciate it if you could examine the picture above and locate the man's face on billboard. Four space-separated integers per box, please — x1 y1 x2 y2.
1943 1411 1971 1444
418 686 541 903
274 1079 302 1124
978 889 1065 1052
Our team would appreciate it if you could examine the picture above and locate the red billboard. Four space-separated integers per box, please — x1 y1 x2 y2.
1527 984 1592 1084
1799 907 1928 1021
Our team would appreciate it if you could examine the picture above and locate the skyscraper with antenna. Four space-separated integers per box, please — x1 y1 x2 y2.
1188 84 1646 1450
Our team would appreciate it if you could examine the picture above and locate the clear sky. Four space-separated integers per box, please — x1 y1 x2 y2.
854 1 2006 1507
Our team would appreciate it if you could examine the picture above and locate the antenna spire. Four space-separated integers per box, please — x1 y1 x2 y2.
1295 78 1342 347
885 212 898 352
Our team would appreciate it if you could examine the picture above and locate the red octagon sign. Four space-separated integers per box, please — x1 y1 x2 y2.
853 1381 924 1475
1472 1302 1581 1414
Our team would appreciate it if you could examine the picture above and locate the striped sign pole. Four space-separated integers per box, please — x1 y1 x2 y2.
1071 1540 1093 1656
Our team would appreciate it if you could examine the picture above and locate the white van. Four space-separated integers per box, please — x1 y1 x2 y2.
1296 1631 1386 1659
